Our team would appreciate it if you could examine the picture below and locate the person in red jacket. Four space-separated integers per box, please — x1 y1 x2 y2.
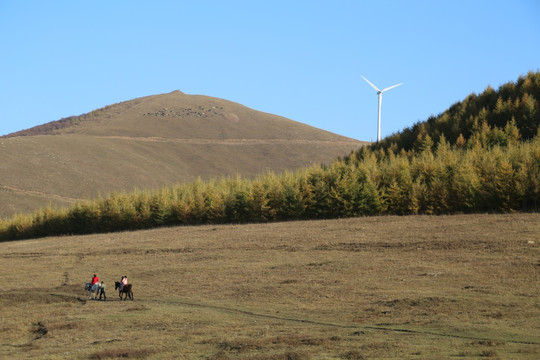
91 274 99 286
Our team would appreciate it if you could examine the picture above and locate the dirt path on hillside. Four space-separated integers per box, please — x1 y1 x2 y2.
98 135 364 146
0 185 80 203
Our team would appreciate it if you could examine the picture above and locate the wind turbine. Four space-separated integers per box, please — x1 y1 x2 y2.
362 76 403 142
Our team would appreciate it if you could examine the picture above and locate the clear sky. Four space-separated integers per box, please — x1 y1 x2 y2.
1 1 539 141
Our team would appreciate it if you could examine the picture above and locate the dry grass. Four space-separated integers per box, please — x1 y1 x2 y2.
0 213 539 359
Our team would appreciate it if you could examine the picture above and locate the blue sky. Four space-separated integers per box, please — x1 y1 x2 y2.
1 1 539 141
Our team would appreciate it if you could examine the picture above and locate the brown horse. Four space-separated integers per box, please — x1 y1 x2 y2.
114 281 133 301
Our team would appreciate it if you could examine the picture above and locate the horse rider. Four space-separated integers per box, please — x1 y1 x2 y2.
86 274 100 300
91 274 99 286
119 275 128 291
98 281 106 300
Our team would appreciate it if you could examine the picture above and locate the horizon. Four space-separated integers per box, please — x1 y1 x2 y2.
1 1 539 141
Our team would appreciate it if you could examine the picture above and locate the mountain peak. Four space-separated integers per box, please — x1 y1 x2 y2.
3 92 356 142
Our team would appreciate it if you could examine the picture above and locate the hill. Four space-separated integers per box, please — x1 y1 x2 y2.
0 91 363 218
368 70 540 153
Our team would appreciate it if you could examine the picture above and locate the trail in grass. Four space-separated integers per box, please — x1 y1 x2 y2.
99 135 360 146
144 297 540 346
0 185 80 202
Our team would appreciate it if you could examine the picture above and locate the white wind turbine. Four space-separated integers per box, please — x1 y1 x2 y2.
362 76 403 142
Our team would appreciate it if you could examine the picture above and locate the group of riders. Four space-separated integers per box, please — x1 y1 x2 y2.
87 274 129 300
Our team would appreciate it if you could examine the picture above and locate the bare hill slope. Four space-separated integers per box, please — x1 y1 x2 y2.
1 91 363 218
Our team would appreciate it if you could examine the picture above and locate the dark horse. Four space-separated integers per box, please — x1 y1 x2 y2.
114 281 133 301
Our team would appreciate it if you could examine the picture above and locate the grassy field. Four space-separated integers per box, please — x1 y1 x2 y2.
1 214 539 359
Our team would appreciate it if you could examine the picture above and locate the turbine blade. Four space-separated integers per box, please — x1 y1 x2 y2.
361 76 381 92
381 83 403 92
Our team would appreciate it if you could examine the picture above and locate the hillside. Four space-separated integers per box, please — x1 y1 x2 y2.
368 70 540 153
0 91 363 218
1 214 539 358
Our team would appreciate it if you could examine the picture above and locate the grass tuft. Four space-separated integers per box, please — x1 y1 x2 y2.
32 322 48 340
480 349 499 357
342 350 365 359
249 352 309 360
91 348 155 359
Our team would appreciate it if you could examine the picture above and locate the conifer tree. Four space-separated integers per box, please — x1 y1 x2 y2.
504 118 521 145
455 133 466 149
248 179 271 222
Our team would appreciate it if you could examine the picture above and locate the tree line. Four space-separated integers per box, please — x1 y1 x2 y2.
1 124 538 241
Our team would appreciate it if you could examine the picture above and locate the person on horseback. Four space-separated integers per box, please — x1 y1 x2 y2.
86 274 101 300
91 274 99 286
119 275 128 291
115 276 133 300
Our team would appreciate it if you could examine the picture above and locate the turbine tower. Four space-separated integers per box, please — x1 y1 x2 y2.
362 76 403 142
